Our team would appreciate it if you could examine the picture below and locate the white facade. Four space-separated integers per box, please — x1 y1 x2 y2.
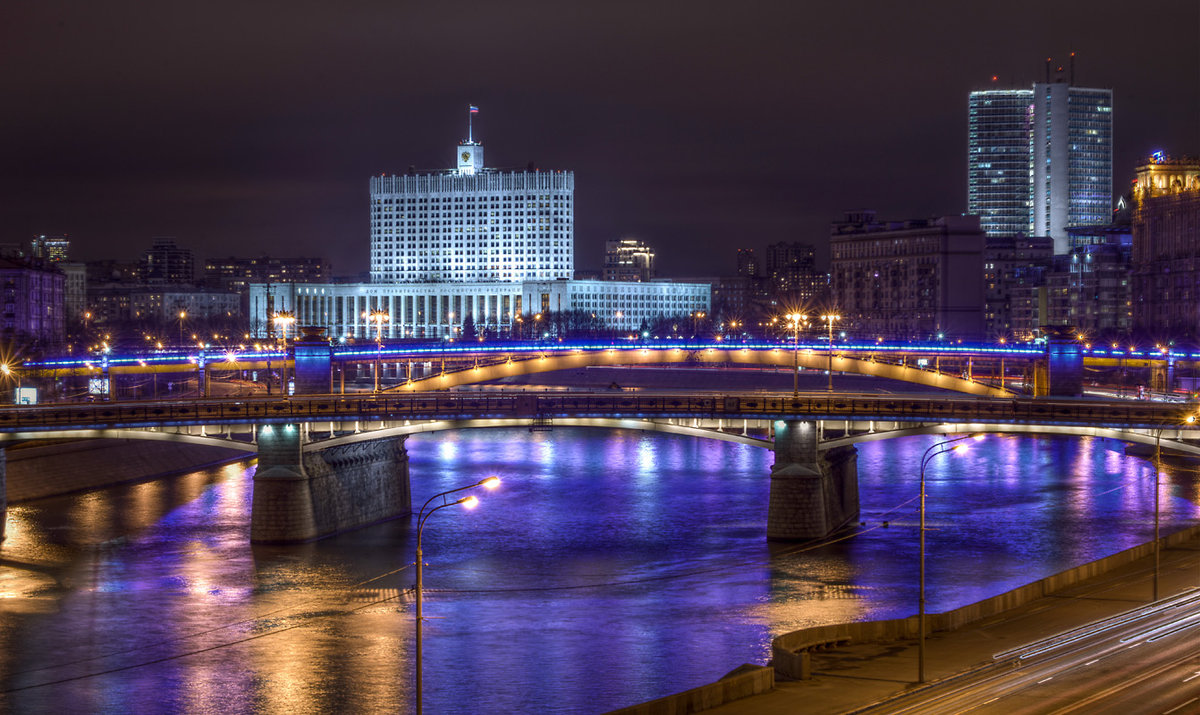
250 279 709 339
370 138 574 283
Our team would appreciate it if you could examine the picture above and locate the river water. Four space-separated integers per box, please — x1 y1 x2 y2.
2 428 1198 713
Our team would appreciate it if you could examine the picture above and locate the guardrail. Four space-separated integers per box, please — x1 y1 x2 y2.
0 392 1194 433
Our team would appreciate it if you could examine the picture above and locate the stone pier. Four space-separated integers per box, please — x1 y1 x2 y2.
251 423 411 544
767 420 859 541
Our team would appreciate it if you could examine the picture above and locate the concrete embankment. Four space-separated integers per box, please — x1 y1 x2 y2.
616 522 1200 715
5 439 253 502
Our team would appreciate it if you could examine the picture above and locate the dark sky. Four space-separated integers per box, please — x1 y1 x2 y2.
4 1 1198 277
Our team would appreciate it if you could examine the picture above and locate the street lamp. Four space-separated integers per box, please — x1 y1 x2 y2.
0 363 18 403
1150 413 1197 601
414 476 500 715
272 311 296 395
362 310 390 392
785 313 808 396
820 314 841 391
918 433 984 683
178 310 187 346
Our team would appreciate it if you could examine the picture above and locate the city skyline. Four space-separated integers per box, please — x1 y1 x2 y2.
3 1 1198 276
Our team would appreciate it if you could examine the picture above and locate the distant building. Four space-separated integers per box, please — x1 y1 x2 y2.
983 235 1054 339
603 239 655 282
30 234 70 263
204 256 329 292
1131 152 1200 336
830 211 985 340
89 284 239 327
764 241 825 306
0 256 65 345
85 259 143 285
736 248 759 278
60 262 87 326
141 238 195 284
968 59 1113 252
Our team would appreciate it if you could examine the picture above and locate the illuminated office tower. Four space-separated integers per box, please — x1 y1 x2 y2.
968 89 1034 238
968 60 1112 254
369 126 574 283
1031 82 1112 251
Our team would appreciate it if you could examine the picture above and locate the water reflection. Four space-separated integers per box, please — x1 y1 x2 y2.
0 429 1197 713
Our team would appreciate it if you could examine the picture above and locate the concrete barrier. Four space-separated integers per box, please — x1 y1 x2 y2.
772 522 1200 679
607 665 774 715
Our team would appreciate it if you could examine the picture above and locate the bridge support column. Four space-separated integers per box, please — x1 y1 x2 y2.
251 424 411 544
1041 326 1083 397
767 420 859 541
293 327 333 394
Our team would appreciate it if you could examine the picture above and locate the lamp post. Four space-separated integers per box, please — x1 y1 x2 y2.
414 476 500 715
918 433 983 683
272 311 295 395
178 310 187 346
363 310 390 392
820 314 840 391
1149 414 1196 601
785 313 808 396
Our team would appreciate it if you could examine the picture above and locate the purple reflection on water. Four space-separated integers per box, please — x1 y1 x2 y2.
1 429 1197 713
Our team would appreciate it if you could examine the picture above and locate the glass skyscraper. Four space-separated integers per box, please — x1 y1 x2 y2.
968 79 1112 254
968 89 1034 238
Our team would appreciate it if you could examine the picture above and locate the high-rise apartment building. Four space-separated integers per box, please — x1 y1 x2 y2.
603 239 655 281
141 238 195 284
369 136 573 283
968 60 1113 253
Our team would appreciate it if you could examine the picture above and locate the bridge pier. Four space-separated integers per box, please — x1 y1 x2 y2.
251 424 411 543
0 448 6 541
767 420 859 541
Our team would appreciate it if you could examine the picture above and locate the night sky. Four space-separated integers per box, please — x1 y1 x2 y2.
4 1 1198 277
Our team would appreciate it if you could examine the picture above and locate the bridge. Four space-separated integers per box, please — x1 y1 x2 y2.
18 331 1194 399
1 389 1198 546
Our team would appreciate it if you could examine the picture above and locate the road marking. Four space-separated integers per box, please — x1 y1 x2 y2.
1085 659 1099 666
1183 671 1200 683
1165 697 1198 714
1038 677 1054 684
1127 642 1142 649
983 697 999 705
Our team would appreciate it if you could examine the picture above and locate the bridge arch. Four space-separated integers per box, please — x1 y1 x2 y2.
390 347 1012 397
302 417 769 452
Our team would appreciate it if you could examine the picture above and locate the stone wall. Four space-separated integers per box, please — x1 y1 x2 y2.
767 421 860 540
251 425 411 543
609 665 774 715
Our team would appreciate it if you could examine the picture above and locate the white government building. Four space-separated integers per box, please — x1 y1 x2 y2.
251 123 709 339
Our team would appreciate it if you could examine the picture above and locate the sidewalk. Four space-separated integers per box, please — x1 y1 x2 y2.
705 534 1200 714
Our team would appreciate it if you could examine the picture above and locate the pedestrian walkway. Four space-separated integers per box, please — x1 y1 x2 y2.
705 535 1200 714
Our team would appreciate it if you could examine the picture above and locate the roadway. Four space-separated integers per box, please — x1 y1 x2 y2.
870 589 1200 714
704 532 1200 715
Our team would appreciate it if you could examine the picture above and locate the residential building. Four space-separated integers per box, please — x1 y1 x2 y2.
0 257 65 345
983 235 1054 339
141 238 195 284
830 211 985 340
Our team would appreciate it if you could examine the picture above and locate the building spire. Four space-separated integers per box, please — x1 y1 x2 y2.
468 104 479 143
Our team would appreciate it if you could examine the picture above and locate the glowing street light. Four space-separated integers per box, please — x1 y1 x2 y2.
917 433 984 683
362 310 390 391
785 313 809 396
414 476 500 715
820 314 841 391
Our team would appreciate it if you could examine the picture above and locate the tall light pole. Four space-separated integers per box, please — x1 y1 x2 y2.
178 310 187 346
918 433 983 683
1150 413 1197 601
272 311 295 395
415 476 500 715
785 313 808 396
820 314 840 391
363 309 389 392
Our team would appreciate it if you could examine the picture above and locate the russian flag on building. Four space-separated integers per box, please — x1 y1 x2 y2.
469 105 479 113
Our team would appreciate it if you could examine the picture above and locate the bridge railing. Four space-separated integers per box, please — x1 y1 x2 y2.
0 392 1195 433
